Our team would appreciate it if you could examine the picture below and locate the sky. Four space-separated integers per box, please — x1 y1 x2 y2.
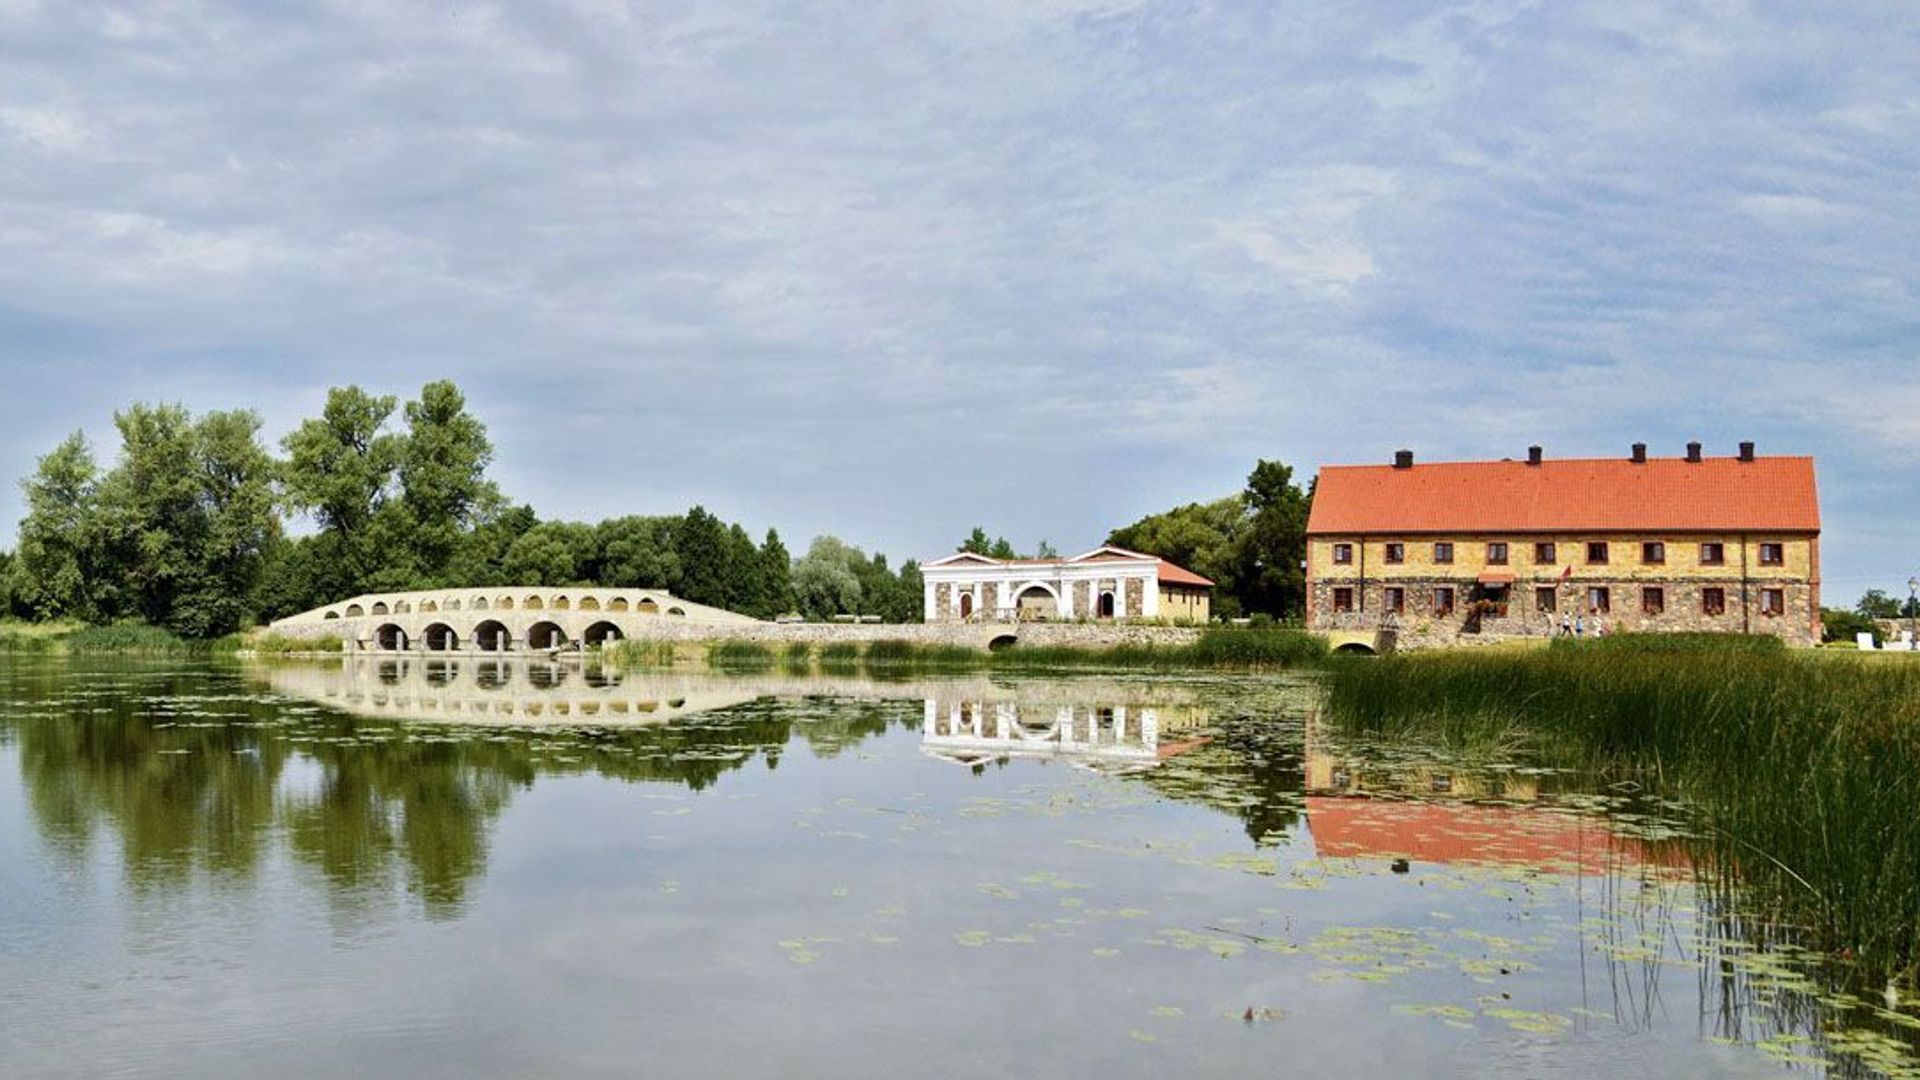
0 1 1916 600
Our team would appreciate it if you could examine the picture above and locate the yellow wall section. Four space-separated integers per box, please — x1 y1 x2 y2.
1158 586 1210 623
1311 534 1815 582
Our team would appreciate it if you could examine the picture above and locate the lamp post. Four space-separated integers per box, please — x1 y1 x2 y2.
1909 576 1918 651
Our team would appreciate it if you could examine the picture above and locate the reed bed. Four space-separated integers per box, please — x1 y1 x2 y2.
604 638 679 669
1321 641 1920 988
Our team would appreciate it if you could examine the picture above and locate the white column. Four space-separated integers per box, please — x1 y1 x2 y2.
1143 569 1160 618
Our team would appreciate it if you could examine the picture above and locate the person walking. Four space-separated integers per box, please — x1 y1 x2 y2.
1559 612 1572 637
1574 613 1584 637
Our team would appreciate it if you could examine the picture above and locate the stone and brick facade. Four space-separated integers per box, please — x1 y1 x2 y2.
1305 445 1822 647
921 545 1213 623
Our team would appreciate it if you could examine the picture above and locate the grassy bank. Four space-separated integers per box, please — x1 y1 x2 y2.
1320 637 1920 988
0 620 255 656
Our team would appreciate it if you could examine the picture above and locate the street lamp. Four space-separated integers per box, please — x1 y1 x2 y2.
1909 576 1918 651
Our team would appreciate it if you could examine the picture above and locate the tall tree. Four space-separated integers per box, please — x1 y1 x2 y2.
171 409 280 637
14 432 102 620
959 527 992 555
791 536 863 619
399 381 498 580
674 506 731 608
759 529 793 616
724 523 767 617
1233 459 1312 617
279 386 402 592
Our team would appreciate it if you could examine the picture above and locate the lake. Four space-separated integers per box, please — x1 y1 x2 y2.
1 656 1913 1078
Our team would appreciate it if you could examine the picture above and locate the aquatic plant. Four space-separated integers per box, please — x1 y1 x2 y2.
1321 645 1920 991
706 640 776 670
605 638 678 668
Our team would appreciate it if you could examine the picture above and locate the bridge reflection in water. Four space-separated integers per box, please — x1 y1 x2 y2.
259 660 1212 773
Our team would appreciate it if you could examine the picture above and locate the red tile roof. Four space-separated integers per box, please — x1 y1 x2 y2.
1156 560 1215 587
1306 455 1818 535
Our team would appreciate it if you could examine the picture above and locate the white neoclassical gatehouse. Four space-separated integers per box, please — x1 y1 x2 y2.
920 546 1213 623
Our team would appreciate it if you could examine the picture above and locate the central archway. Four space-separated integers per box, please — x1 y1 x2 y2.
1097 591 1116 619
424 623 460 652
472 619 510 652
583 621 623 648
526 620 567 650
373 623 408 651
1013 584 1061 621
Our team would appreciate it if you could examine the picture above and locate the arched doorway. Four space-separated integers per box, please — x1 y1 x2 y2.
526 621 567 650
1097 591 1117 619
1013 585 1060 621
958 593 974 620
374 624 408 651
583 621 623 648
472 619 510 652
424 623 459 651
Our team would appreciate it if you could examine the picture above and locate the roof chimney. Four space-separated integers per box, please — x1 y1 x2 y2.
1686 441 1703 464
1392 449 1414 469
1631 442 1647 464
1527 445 1543 466
1739 440 1756 462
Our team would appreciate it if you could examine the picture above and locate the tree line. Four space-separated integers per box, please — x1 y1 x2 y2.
0 382 922 636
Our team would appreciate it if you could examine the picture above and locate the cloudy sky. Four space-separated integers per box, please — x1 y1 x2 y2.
1 1 1916 597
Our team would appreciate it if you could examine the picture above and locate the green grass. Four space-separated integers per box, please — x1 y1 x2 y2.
604 638 679 669
0 620 249 656
706 640 776 670
1320 643 1920 989
247 632 344 655
993 628 1328 672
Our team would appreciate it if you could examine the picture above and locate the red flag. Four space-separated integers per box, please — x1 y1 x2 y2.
1560 563 1573 584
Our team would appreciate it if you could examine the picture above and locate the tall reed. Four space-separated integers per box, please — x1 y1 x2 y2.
1321 644 1920 987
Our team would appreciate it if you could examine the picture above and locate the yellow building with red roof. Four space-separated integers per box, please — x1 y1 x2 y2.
1305 442 1821 647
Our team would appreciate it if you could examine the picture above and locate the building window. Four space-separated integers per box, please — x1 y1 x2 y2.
1332 543 1353 565
1702 587 1727 616
1384 586 1405 613
1642 541 1665 565
1643 587 1665 615
1535 542 1556 565
1700 542 1726 566
1384 543 1405 564
1535 586 1557 613
1332 587 1354 613
1433 586 1456 615
1586 541 1610 565
1433 542 1454 564
1487 542 1508 565
1759 542 1785 566
1760 588 1785 615
1586 586 1611 613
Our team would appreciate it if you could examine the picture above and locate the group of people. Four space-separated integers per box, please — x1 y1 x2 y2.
1556 611 1608 638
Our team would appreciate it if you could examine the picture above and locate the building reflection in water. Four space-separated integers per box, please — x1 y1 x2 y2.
920 694 1209 772
1302 719 1685 875
263 657 760 723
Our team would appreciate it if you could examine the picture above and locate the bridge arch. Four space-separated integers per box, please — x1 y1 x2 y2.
471 596 487 611
666 606 686 617
423 622 460 652
496 595 515 611
371 601 391 616
373 623 408 651
578 596 600 611
419 600 438 613
552 595 571 611
324 610 340 620
583 621 622 647
472 620 510 652
524 595 544 610
346 604 365 617
609 597 629 612
525 620 567 650
394 600 411 614
638 598 659 614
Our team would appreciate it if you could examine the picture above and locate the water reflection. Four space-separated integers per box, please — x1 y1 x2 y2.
921 695 1209 772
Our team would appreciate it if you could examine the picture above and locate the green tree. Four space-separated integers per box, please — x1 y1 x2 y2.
760 529 793 616
959 527 992 555
792 536 863 619
399 381 498 579
14 432 103 620
594 515 681 590
894 559 924 623
724 523 768 617
674 507 732 608
500 522 585 585
987 536 1017 560
1034 540 1058 560
279 386 402 591
169 409 280 637
1232 459 1312 618
1857 590 1902 619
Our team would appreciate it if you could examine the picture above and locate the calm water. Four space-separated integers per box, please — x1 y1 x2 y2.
1 656 1914 1078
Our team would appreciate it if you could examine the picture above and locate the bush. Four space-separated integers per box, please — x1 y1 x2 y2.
706 640 775 669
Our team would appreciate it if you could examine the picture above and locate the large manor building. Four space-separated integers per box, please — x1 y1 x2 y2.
1305 443 1821 646
921 546 1214 623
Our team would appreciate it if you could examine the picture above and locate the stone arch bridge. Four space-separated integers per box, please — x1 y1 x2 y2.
268 586 758 654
